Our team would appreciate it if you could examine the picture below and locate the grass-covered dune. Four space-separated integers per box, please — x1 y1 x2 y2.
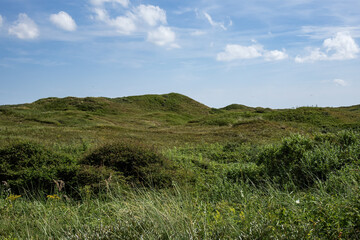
1 93 360 239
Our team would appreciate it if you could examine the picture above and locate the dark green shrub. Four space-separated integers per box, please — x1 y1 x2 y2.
337 130 359 147
0 142 78 193
82 142 178 187
226 162 265 184
75 165 126 196
257 132 360 188
257 134 314 186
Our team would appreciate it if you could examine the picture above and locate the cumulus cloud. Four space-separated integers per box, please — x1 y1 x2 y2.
296 32 359 63
90 0 177 47
93 8 110 22
92 6 136 34
110 15 137 34
92 4 167 31
333 79 348 87
217 44 288 62
324 32 359 60
135 5 167 27
50 11 77 31
90 0 129 7
264 50 288 61
295 48 327 63
147 26 178 48
217 44 262 61
203 12 227 30
8 14 39 39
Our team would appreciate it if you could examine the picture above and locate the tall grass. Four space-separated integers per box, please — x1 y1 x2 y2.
1 175 359 239
1 130 359 239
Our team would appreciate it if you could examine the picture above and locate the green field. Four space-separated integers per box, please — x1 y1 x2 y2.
1 93 359 239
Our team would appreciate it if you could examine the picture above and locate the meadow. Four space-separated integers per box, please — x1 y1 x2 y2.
0 93 359 239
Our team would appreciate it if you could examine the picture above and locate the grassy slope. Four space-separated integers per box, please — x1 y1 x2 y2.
1 93 360 149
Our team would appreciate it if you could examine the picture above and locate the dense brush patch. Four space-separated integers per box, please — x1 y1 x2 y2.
82 142 180 188
0 142 78 193
0 141 183 195
33 97 109 112
257 131 359 188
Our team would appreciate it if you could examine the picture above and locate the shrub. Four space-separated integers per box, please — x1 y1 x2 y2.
226 162 265 184
82 142 178 187
0 142 78 193
257 132 360 188
337 130 359 147
257 134 314 187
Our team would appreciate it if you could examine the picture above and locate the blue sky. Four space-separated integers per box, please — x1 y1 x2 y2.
0 0 360 108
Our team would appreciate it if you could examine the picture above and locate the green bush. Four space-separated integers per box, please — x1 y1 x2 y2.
257 132 360 188
74 165 127 197
82 142 178 187
226 162 265 184
0 142 78 193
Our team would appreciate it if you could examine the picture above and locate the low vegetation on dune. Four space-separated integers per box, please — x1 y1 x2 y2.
0 93 359 239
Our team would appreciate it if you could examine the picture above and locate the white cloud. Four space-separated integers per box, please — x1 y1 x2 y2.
296 32 359 63
147 26 178 48
217 43 288 62
264 50 288 61
203 12 227 30
50 11 77 31
324 32 359 60
92 7 136 34
90 0 129 7
93 8 109 22
333 79 348 87
8 14 39 39
0 15 3 27
135 5 167 27
110 15 136 34
90 1 178 47
217 44 263 61
295 48 327 63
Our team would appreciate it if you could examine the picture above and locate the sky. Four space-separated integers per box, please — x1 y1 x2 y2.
0 0 360 108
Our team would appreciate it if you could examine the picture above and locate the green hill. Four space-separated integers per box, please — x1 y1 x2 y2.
0 93 359 147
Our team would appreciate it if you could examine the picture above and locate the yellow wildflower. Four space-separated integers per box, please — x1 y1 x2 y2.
6 194 21 201
47 194 61 200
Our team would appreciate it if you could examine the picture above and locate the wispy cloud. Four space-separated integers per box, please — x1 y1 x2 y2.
190 30 206 36
300 26 360 39
90 0 129 7
50 11 77 32
295 32 359 62
8 14 39 39
203 12 227 30
0 15 3 28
